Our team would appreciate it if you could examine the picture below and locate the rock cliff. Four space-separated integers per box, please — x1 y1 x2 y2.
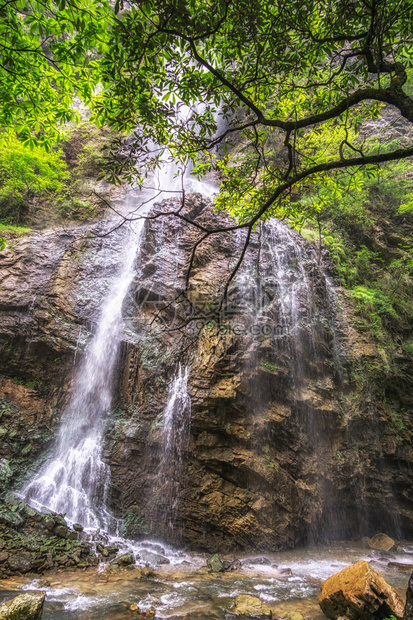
0 194 412 552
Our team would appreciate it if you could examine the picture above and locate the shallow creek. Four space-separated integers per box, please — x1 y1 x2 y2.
0 542 412 619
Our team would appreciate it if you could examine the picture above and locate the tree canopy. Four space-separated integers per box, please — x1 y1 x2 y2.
95 0 413 226
2 0 413 265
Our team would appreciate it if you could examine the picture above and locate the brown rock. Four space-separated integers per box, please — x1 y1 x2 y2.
404 572 413 620
368 533 395 552
319 560 404 620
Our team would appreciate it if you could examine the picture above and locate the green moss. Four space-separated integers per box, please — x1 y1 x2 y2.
0 223 31 237
259 361 279 372
10 376 48 394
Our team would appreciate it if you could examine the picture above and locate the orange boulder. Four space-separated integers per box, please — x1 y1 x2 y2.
319 560 404 620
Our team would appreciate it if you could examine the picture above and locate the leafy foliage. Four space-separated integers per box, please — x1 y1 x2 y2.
0 0 112 147
0 125 111 231
298 146 413 351
0 130 68 199
0 129 68 224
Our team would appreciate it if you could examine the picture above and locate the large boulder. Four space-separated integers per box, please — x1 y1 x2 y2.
319 560 404 620
231 594 272 618
0 590 45 619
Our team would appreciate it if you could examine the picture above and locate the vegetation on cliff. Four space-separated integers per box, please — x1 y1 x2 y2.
0 123 114 239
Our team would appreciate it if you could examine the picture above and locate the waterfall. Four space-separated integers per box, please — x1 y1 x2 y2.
239 218 322 382
19 102 217 532
22 217 147 530
150 364 191 540
238 217 346 542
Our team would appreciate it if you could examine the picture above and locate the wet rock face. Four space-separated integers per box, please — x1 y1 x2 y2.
0 221 133 491
109 195 413 550
0 194 412 552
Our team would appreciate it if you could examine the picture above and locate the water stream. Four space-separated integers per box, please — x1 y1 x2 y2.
1 542 412 619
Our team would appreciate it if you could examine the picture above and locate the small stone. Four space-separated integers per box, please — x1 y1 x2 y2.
368 533 395 551
21 444 32 456
24 505 37 518
0 511 23 528
106 545 119 555
246 556 272 565
130 603 139 611
54 525 69 539
138 551 169 566
289 614 304 620
43 515 55 531
8 551 36 573
111 553 134 567
73 523 83 532
140 566 155 579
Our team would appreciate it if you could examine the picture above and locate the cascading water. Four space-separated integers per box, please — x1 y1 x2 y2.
239 218 325 385
22 215 148 530
150 364 191 540
238 217 345 542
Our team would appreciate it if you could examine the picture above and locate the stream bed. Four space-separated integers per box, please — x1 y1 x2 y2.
0 541 412 619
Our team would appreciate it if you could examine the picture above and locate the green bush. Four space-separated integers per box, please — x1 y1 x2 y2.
0 130 68 223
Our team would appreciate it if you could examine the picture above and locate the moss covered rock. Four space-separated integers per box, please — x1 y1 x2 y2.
0 591 45 620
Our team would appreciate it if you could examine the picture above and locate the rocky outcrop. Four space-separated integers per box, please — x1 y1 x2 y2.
0 499 96 577
0 194 412 554
0 591 45 620
319 560 404 620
